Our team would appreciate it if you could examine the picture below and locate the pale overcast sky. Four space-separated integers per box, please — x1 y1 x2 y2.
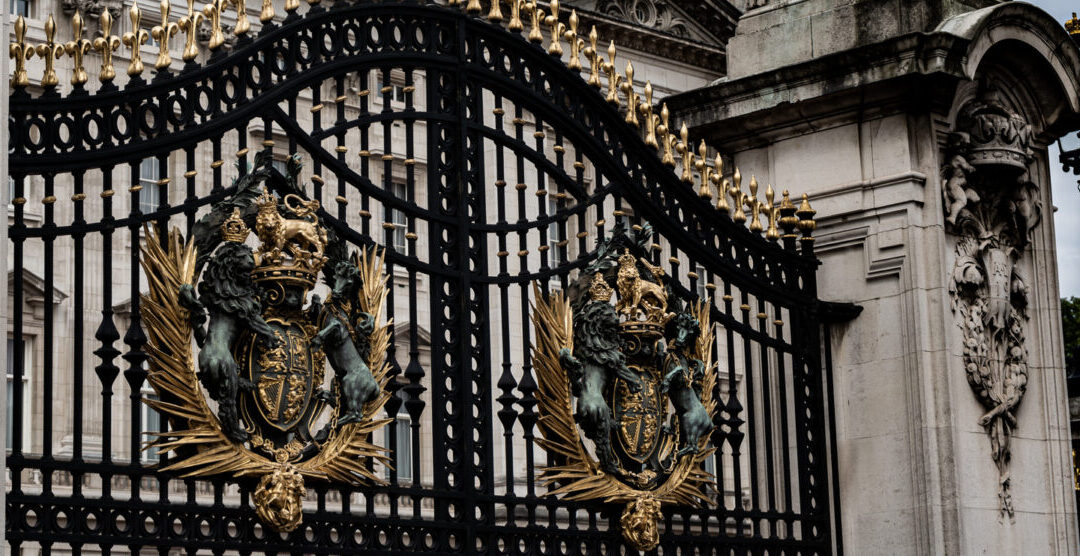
1028 0 1080 298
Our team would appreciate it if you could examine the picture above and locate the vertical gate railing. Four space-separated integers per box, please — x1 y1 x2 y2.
6 1 854 553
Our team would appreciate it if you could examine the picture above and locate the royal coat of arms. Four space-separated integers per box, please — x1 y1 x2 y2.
140 150 393 532
531 224 717 551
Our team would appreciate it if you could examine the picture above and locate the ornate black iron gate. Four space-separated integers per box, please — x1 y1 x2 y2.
7 1 848 553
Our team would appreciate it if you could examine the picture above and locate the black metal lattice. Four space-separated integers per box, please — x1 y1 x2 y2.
7 2 846 553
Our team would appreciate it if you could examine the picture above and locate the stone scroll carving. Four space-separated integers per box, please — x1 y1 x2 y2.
596 0 691 38
944 89 1042 518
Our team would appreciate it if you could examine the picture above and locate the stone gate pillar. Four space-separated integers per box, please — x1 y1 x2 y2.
667 2 1080 553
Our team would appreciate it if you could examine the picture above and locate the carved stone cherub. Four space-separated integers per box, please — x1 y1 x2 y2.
943 153 979 227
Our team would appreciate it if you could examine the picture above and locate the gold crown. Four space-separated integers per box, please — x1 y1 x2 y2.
222 208 250 242
588 272 613 302
251 265 318 289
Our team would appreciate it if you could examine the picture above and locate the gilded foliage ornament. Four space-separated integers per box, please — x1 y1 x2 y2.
140 150 393 532
531 223 716 551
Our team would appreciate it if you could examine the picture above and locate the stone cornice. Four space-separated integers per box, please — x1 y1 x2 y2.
665 3 1080 148
664 32 968 146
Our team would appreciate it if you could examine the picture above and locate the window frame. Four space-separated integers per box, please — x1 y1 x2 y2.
139 157 163 215
375 69 409 108
384 404 413 483
6 336 32 454
10 0 30 18
140 381 161 464
695 264 708 300
386 179 410 256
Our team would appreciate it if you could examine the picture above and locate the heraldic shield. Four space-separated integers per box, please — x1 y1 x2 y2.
531 223 718 552
139 150 394 533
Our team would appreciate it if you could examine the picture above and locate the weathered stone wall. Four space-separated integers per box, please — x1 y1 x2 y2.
668 1 1080 553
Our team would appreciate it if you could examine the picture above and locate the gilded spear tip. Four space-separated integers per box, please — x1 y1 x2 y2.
488 0 504 21
796 193 817 236
9 15 34 88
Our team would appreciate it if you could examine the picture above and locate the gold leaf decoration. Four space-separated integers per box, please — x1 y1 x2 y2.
141 226 393 528
530 284 718 550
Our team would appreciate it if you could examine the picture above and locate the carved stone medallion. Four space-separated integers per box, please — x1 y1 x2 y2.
531 223 717 551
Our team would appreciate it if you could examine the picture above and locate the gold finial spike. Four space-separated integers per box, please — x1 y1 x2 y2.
711 154 727 212
583 26 601 87
179 0 206 62
731 192 746 224
641 81 657 148
151 0 180 70
233 0 251 36
621 61 638 125
202 0 228 51
122 5 150 77
779 189 798 236
796 193 817 237
527 2 544 43
765 184 780 240
259 0 274 23
93 10 122 83
678 123 693 183
488 0 504 22
747 176 763 233
35 14 63 87
730 168 745 223
697 141 711 200
64 11 92 86
10 16 34 88
716 178 730 213
466 0 482 14
545 0 564 56
766 210 781 239
284 0 300 16
566 10 580 70
603 41 621 105
659 103 675 167
509 0 523 31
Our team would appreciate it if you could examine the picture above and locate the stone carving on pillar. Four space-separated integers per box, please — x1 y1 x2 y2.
944 87 1042 519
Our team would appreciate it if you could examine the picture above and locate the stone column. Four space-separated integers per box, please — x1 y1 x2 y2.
667 2 1080 554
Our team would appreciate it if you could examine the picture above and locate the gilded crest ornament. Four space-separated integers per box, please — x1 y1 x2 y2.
531 223 717 552
141 150 393 532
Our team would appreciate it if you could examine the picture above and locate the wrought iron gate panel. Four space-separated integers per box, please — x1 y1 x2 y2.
7 2 845 554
